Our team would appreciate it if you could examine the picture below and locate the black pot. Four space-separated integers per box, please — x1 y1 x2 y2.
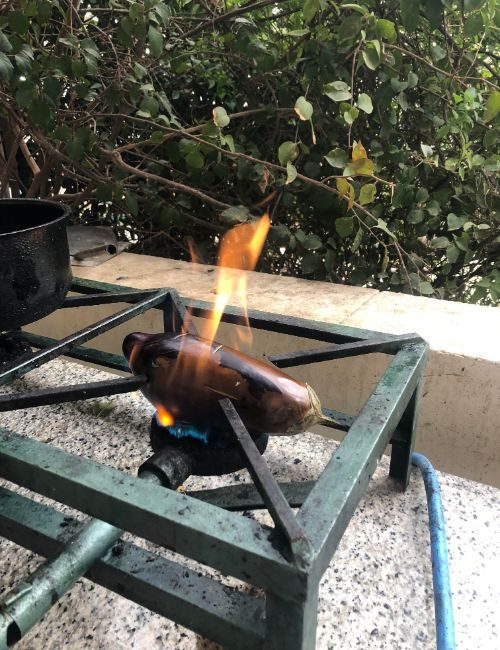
0 199 72 331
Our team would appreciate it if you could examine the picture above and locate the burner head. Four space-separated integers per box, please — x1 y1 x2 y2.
0 332 32 370
138 416 269 489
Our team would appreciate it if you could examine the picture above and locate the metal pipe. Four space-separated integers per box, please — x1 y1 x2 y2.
0 473 162 647
0 519 121 647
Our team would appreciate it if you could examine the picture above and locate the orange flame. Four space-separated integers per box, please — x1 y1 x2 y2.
201 214 270 346
156 404 174 427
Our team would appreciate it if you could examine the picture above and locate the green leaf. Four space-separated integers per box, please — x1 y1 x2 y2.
335 216 354 238
400 0 421 32
362 41 381 70
447 213 467 230
408 208 424 224
430 43 446 62
212 106 230 128
464 14 484 37
286 161 298 185
303 0 321 23
357 93 373 114
359 183 376 205
323 81 352 102
446 243 460 263
407 72 419 88
464 0 486 11
148 25 163 58
28 98 52 129
0 30 12 53
150 130 164 145
186 149 204 169
8 12 29 35
375 218 397 240
427 200 441 216
124 191 139 216
416 188 429 203
0 52 13 82
417 281 434 295
344 105 359 124
420 143 434 158
344 157 374 176
424 0 443 31
278 141 299 166
287 29 310 37
220 206 251 225
430 236 450 248
301 253 323 274
324 148 348 168
391 78 409 93
484 91 500 122
338 15 362 42
302 233 323 250
376 19 397 42
294 96 313 120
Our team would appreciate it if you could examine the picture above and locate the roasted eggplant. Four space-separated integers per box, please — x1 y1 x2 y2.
123 332 336 435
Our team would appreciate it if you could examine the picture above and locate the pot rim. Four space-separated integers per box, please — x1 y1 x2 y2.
0 198 70 239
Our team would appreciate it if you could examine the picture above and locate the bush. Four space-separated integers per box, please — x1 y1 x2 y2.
0 0 498 303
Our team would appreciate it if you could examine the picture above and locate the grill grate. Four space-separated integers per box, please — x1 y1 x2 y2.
0 277 427 649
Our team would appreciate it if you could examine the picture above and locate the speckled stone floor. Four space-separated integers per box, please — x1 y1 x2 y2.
0 359 499 650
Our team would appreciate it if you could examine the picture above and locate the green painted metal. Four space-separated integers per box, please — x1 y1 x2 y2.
297 343 428 578
70 276 395 343
0 428 309 601
0 518 121 647
20 331 130 373
0 277 429 649
189 480 316 510
0 288 169 386
0 487 265 650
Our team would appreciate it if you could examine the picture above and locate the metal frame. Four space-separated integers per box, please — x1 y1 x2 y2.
0 277 428 649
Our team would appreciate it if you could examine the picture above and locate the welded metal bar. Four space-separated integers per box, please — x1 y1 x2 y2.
188 480 316 511
0 487 265 650
162 289 198 337
268 334 422 368
220 399 312 566
0 376 146 412
62 290 158 308
389 384 422 488
69 277 391 343
264 586 319 650
0 428 308 599
297 343 428 577
0 289 169 386
19 332 130 373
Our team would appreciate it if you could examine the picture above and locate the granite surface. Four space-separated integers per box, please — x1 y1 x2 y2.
0 359 499 649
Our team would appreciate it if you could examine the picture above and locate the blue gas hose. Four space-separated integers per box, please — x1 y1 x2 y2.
412 452 456 650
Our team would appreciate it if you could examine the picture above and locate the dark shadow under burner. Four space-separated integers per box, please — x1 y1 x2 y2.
0 332 32 370
139 416 269 489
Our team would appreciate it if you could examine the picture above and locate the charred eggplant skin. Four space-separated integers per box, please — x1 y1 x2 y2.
123 332 322 435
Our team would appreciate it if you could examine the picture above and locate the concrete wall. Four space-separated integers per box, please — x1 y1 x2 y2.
26 253 500 487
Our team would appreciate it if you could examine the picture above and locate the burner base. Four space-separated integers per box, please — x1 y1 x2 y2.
140 416 269 488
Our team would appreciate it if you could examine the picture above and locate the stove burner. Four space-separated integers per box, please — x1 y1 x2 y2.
0 278 427 650
0 332 32 370
142 415 269 489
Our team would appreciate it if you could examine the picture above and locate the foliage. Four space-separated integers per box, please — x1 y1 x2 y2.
0 0 498 304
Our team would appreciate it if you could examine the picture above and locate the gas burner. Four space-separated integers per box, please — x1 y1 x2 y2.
143 416 269 489
0 278 427 649
0 332 33 370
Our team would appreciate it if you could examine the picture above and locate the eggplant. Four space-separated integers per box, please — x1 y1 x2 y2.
123 332 336 435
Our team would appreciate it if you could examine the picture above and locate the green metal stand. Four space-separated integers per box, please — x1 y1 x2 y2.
0 278 428 649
